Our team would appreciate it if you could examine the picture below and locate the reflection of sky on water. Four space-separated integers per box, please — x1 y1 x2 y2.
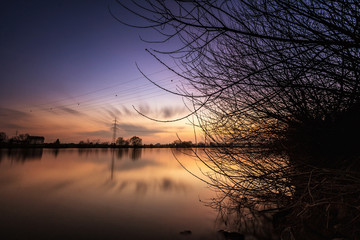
103 177 189 195
0 148 219 240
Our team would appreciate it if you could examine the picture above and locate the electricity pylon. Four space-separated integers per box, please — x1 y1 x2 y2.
112 118 117 145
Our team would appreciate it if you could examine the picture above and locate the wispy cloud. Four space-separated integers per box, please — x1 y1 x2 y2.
0 108 32 132
122 106 134 116
77 130 112 138
133 104 189 120
159 106 188 119
0 107 30 118
104 106 123 118
117 123 166 136
101 104 188 120
138 103 150 115
0 122 25 129
58 106 83 115
38 106 84 116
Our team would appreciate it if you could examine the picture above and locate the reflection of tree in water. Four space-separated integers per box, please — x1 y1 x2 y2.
51 148 59 158
77 148 100 158
110 149 141 180
129 148 142 161
116 148 128 160
0 148 43 162
172 148 194 160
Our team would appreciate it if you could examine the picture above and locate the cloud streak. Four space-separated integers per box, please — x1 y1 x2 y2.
100 104 189 121
0 108 33 132
160 106 188 119
77 130 113 138
58 107 83 116
0 107 30 118
132 105 189 120
117 123 166 136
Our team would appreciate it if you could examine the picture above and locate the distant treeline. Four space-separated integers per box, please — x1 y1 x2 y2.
0 132 227 148
0 141 223 149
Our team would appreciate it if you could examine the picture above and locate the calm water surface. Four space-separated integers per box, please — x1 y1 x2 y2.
0 148 220 240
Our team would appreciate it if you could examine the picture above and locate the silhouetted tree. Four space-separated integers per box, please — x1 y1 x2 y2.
0 132 7 143
173 140 193 148
115 1 360 238
129 136 142 147
18 133 29 143
116 136 129 146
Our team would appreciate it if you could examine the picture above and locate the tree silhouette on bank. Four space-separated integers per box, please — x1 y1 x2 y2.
116 137 129 146
0 132 7 143
129 136 142 147
114 1 360 238
116 136 142 147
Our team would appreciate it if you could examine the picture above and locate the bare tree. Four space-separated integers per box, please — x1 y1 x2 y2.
113 1 360 238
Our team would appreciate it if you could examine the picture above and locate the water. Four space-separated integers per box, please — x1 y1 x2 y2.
0 148 220 240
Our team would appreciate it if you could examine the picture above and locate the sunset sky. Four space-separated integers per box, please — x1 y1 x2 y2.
0 0 196 144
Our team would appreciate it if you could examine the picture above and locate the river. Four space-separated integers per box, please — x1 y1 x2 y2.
0 148 223 240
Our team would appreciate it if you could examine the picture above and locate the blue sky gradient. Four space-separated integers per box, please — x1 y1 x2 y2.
0 0 193 143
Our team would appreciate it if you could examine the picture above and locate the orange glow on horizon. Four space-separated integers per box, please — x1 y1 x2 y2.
1 104 197 144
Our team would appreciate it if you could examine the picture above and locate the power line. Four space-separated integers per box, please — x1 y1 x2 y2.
24 75 182 115
28 66 181 109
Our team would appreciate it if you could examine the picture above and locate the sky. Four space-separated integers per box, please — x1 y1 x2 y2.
0 0 196 144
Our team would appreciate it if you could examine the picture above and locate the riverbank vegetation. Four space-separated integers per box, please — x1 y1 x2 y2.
0 131 214 148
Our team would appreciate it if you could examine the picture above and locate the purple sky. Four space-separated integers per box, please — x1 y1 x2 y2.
0 0 194 143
